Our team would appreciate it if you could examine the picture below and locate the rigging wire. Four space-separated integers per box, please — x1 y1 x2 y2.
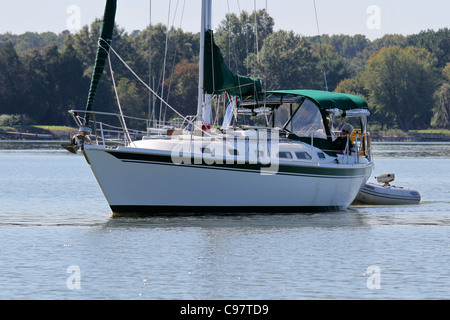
105 42 210 136
148 0 155 126
225 0 241 74
225 0 231 67
254 0 259 63
99 41 133 145
313 0 329 91
163 0 185 124
165 0 186 106
159 0 172 124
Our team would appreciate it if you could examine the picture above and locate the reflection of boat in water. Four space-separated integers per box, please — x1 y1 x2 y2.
63 0 374 216
354 173 421 205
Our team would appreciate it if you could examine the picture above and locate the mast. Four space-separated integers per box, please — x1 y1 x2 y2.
197 0 212 126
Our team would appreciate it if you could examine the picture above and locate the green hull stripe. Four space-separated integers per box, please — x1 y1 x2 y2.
105 150 371 178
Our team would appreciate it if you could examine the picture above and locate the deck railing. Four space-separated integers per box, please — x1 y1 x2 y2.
69 110 198 147
69 109 372 164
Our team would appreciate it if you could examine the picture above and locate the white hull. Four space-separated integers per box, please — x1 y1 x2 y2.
83 144 373 215
354 183 421 205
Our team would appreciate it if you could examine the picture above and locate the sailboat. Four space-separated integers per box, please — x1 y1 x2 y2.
64 0 374 216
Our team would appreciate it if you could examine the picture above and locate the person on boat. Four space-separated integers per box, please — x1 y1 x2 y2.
332 123 354 154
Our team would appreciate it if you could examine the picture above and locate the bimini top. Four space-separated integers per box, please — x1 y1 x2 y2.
268 90 369 112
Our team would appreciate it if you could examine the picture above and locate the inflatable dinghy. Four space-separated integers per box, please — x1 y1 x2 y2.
354 173 421 205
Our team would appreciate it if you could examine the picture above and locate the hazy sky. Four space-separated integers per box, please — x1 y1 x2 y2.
0 0 449 40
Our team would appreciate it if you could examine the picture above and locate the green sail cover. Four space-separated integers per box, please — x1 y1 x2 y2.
204 30 262 96
84 0 117 124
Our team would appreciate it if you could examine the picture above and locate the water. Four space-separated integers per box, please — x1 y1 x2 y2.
0 141 449 300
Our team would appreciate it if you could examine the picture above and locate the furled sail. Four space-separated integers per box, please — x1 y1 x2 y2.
84 0 117 125
203 30 262 97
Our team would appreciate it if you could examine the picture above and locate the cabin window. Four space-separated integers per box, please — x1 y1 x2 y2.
295 152 312 160
285 100 327 139
317 152 326 159
278 151 293 159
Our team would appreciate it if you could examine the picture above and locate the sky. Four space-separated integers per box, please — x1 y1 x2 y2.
0 0 449 40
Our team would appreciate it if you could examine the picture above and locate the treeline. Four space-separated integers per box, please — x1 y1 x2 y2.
0 10 449 131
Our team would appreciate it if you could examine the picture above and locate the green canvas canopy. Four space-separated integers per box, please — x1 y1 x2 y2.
239 89 369 113
268 90 369 111
204 30 262 96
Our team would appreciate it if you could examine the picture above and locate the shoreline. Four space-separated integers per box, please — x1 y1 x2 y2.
1 127 450 142
370 132 450 142
0 127 77 141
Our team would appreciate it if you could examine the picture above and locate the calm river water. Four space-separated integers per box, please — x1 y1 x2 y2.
0 141 449 300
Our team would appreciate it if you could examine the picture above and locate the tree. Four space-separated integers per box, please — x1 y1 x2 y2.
316 44 353 91
215 9 274 76
40 45 62 124
130 24 199 109
335 77 367 98
3 16 450 129
0 42 28 117
116 77 147 129
247 30 321 90
442 63 450 82
311 34 370 59
370 34 406 52
72 21 102 73
431 83 450 129
21 48 47 122
406 28 450 69
431 63 450 128
56 42 89 125
362 46 440 131
167 59 199 116
335 77 395 128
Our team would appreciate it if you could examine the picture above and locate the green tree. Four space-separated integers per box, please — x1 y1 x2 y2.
130 24 198 108
71 20 130 116
406 28 450 69
116 78 147 126
32 44 86 125
56 42 89 125
316 44 353 91
431 63 450 128
167 59 199 116
247 30 321 90
442 63 450 82
369 34 406 52
21 48 47 122
72 21 102 73
335 77 367 98
311 34 370 59
362 46 440 131
0 42 28 118
335 77 396 128
431 83 450 129
215 9 274 76
40 45 62 124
